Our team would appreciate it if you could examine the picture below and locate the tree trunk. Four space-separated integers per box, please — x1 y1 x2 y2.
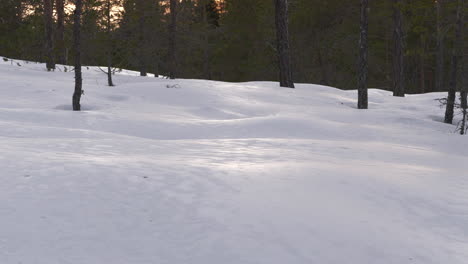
106 0 114 86
457 0 466 133
420 35 426 93
44 0 55 71
313 30 329 85
392 0 405 97
445 55 457 124
202 0 211 80
358 0 369 109
461 86 467 134
56 0 65 65
72 0 83 111
274 0 294 88
107 53 114 87
169 0 177 79
435 0 444 92
445 0 464 124
154 60 159 78
135 0 147 77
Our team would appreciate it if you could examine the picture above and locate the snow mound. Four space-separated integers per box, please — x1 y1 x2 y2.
1 57 468 264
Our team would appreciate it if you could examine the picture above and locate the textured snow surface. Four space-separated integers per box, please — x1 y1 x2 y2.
1 58 468 264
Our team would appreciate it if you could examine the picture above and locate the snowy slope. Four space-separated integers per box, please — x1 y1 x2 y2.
1 58 468 264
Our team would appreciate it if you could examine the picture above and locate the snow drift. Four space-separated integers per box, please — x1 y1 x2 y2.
1 58 467 264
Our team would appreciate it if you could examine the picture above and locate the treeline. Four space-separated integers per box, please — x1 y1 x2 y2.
0 0 465 94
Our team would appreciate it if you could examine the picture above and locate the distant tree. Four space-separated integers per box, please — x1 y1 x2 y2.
135 0 148 76
72 0 83 111
274 0 294 88
434 0 445 93
214 0 275 82
392 0 405 97
44 0 55 71
358 0 369 109
444 0 464 124
101 0 117 85
460 74 467 133
56 0 66 65
200 0 219 80
456 0 465 133
169 0 177 79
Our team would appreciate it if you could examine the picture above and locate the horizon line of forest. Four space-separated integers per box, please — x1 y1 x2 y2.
0 0 466 95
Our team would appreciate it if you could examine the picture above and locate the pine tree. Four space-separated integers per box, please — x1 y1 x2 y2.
392 0 405 97
104 0 116 85
169 0 177 79
460 0 467 134
358 0 369 109
56 0 66 65
72 0 83 111
444 0 464 124
435 0 444 92
199 0 219 80
274 0 294 88
44 0 55 71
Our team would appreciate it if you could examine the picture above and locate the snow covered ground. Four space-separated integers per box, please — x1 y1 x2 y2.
1 57 468 264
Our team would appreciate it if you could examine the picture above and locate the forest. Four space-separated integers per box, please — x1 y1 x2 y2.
1 0 466 94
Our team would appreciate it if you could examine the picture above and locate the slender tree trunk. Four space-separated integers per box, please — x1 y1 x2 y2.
461 82 467 134
154 59 159 78
358 0 369 109
44 0 55 71
420 35 426 93
202 0 211 80
107 53 114 87
203 35 211 80
392 0 405 97
106 0 114 86
274 0 294 88
385 22 391 84
56 0 65 65
315 38 329 86
445 0 464 124
72 0 83 111
136 0 147 77
435 0 444 92
169 0 177 79
457 0 466 133
445 55 457 123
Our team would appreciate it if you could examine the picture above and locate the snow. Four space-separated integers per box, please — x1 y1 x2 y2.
1 57 468 264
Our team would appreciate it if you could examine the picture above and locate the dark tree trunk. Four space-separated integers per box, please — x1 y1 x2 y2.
154 60 159 78
445 55 457 124
169 0 177 79
274 0 294 88
392 0 405 97
435 0 444 92
138 16 147 76
459 0 466 134
44 0 55 71
139 67 147 77
461 86 467 134
313 30 329 85
106 0 114 86
202 0 211 80
358 0 369 109
72 0 83 111
203 36 211 80
56 0 65 65
135 0 147 76
445 0 464 124
420 35 426 93
107 54 114 87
